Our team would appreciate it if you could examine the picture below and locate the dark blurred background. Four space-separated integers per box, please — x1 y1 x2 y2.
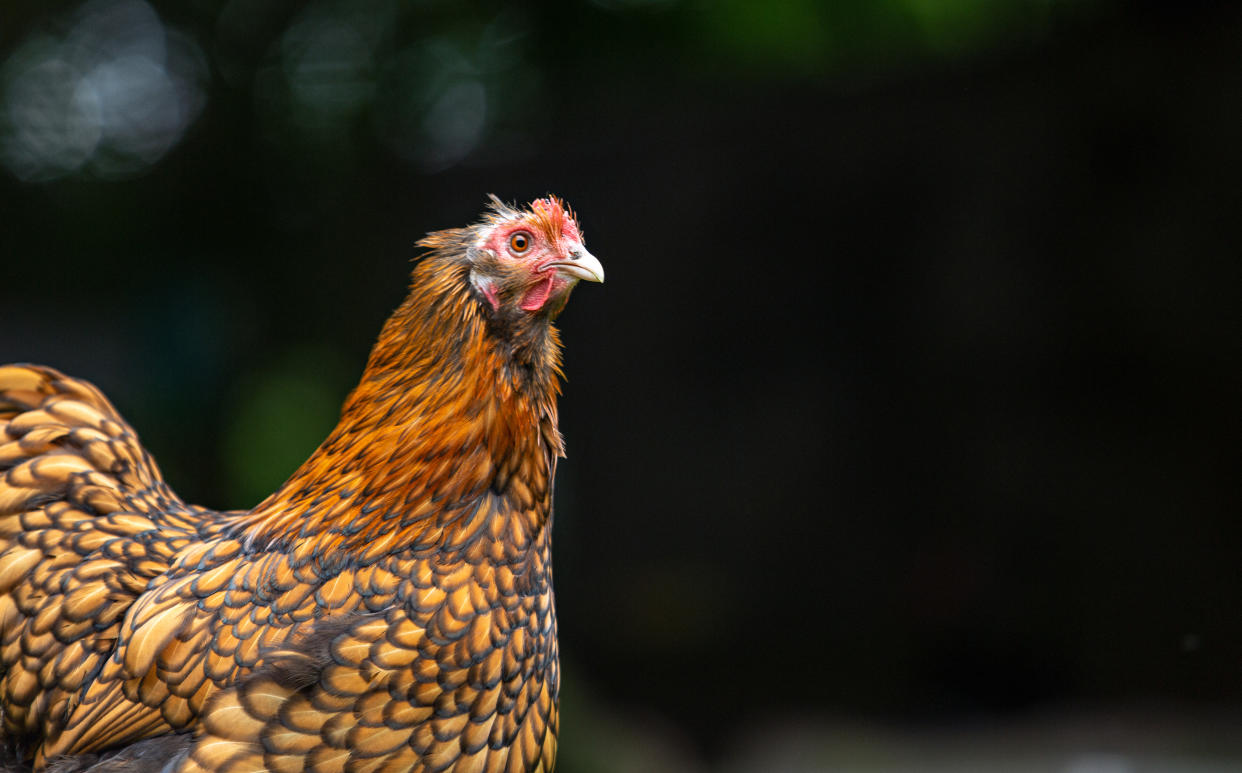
2 0 1241 769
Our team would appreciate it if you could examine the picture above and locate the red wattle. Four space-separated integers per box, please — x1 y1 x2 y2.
520 275 554 311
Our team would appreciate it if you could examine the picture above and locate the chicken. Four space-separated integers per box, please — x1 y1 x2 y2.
0 196 603 773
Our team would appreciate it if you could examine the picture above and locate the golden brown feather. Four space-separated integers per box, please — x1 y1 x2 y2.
0 196 600 772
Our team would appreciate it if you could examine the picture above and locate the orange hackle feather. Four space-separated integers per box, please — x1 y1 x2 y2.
0 196 592 772
232 205 565 559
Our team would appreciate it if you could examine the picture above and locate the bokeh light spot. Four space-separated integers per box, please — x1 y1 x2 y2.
0 0 207 181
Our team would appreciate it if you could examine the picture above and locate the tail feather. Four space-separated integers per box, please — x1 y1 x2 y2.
0 365 217 757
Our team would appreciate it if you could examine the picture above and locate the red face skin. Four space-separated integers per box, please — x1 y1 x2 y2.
476 200 588 313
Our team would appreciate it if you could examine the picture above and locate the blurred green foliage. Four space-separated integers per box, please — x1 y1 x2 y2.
221 346 354 508
693 0 1072 73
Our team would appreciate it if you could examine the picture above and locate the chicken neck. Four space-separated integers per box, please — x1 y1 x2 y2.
231 250 563 566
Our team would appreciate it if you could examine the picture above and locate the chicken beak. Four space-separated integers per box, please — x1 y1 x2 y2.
549 247 605 284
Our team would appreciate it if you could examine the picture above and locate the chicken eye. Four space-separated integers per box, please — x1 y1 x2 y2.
508 232 532 255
